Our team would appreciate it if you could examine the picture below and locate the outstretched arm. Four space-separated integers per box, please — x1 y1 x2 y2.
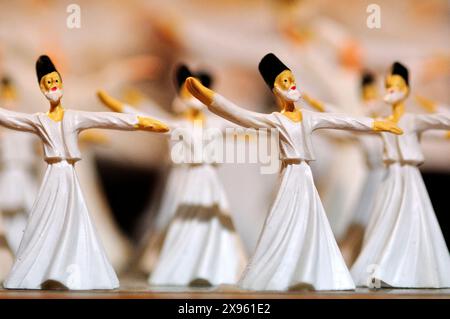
75 109 169 133
302 92 339 113
312 112 402 135
0 108 37 133
97 90 175 127
185 77 272 129
415 95 449 114
414 113 450 133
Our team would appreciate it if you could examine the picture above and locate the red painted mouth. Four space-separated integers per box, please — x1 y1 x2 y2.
51 87 57 91
291 86 296 90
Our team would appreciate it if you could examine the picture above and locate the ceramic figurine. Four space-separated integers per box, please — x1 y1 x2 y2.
98 64 247 287
186 53 402 291
351 62 450 288
0 55 168 290
0 77 39 254
1 51 160 272
97 68 195 275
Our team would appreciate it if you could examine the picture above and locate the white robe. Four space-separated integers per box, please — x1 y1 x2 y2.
0 130 38 253
0 212 14 282
350 135 385 227
0 108 142 290
351 112 450 288
206 94 379 291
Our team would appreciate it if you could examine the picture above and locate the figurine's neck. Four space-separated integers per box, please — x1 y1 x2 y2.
276 95 296 112
389 102 405 123
48 100 65 122
184 107 204 122
49 100 63 112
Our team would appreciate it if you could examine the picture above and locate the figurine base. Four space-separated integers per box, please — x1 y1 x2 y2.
0 275 449 298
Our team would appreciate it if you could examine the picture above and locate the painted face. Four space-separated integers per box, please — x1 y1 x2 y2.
179 82 205 111
273 70 301 102
384 74 408 104
40 71 63 103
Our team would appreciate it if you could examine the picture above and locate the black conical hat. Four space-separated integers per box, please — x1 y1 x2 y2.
174 64 214 90
391 61 409 86
1 76 11 87
175 64 193 90
361 70 375 88
196 71 213 88
258 53 290 89
36 55 59 83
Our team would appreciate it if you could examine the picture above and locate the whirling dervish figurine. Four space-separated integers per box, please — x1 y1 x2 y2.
97 65 212 275
186 53 402 291
351 62 450 288
98 64 247 287
0 55 168 290
0 77 39 254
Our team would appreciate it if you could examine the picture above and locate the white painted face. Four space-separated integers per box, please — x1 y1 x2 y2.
40 72 63 103
275 86 301 102
383 90 406 104
273 70 301 102
44 88 63 103
383 74 409 104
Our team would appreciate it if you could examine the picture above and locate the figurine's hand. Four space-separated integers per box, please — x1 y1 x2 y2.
415 95 437 113
136 116 169 133
97 90 124 112
185 77 214 106
302 93 325 112
373 120 403 135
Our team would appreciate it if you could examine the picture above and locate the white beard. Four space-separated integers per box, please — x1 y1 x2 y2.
384 90 405 104
44 89 63 103
275 86 301 102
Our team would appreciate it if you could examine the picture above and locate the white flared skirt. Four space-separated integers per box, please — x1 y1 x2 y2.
0 217 14 282
149 164 247 286
351 166 386 227
3 161 119 290
138 164 189 274
351 163 450 288
239 161 355 291
0 165 37 254
153 165 190 231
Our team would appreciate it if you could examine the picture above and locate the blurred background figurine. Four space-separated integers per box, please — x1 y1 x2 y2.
1 55 168 290
99 65 248 287
351 62 450 288
0 77 39 254
186 53 402 291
